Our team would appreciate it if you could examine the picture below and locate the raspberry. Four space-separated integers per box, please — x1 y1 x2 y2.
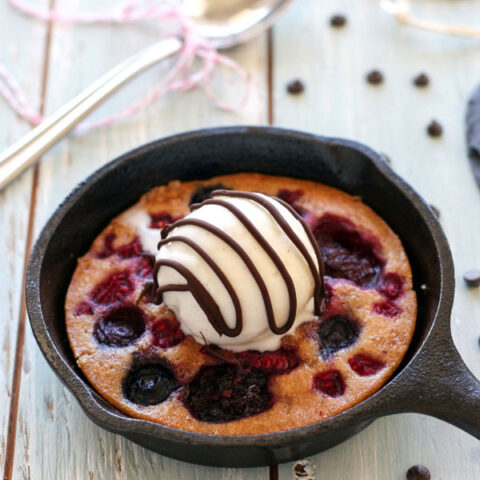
151 316 185 348
313 369 346 397
90 272 133 305
276 188 304 205
238 349 299 373
373 300 402 318
74 301 94 316
348 354 385 376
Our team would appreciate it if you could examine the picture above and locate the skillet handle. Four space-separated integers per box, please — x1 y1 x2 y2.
392 331 480 439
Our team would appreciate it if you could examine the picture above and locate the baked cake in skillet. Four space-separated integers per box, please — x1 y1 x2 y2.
65 173 416 434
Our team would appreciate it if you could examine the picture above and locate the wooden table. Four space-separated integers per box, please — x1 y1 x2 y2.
1 1 480 478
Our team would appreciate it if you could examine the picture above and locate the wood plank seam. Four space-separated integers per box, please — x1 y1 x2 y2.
2 0 56 478
269 464 279 480
267 28 274 126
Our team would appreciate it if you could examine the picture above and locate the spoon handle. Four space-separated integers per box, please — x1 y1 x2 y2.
0 37 182 190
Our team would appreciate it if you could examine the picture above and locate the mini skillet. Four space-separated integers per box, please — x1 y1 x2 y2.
26 126 480 467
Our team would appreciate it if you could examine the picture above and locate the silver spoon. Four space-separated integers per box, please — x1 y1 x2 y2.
0 0 293 190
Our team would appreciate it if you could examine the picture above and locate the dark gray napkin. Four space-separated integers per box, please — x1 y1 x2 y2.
466 85 480 189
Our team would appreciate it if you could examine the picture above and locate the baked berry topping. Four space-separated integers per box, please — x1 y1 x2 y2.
406 465 431 480
151 316 185 348
98 232 116 258
123 363 178 406
323 279 334 310
94 304 145 347
116 238 142 259
348 353 385 376
378 272 404 299
184 364 272 422
373 300 402 318
189 184 227 206
90 272 133 305
317 315 360 359
313 214 383 287
237 348 299 373
97 233 143 259
313 369 346 397
290 204 315 226
149 212 179 229
135 254 154 278
74 301 94 316
276 188 303 205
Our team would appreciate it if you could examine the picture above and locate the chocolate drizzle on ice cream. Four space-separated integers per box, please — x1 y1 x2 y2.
154 190 324 346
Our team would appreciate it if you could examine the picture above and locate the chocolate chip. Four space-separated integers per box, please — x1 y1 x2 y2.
293 460 316 479
381 153 392 165
406 465 431 480
413 73 430 87
366 70 384 85
287 79 305 95
463 269 480 287
294 463 307 477
330 14 347 27
429 204 440 218
427 120 443 137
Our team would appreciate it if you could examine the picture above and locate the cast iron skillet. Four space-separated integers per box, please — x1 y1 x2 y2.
26 126 480 468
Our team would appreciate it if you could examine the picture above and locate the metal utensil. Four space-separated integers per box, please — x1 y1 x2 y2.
0 0 293 190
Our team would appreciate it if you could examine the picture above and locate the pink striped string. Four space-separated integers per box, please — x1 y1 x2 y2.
0 0 250 134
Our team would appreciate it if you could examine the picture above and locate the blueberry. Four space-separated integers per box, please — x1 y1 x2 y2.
318 315 360 359
94 304 145 347
189 184 228 206
124 363 178 406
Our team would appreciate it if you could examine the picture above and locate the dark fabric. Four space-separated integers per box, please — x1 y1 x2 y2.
466 84 480 189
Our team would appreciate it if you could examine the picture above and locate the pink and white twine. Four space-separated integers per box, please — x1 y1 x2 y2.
0 0 250 133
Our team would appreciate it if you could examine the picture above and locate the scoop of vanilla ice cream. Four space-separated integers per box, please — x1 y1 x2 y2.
155 192 321 351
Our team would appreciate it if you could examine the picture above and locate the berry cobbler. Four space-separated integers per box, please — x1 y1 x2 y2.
65 173 416 434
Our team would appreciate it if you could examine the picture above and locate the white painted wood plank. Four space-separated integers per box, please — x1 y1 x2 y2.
13 0 268 478
0 0 48 471
273 0 480 478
